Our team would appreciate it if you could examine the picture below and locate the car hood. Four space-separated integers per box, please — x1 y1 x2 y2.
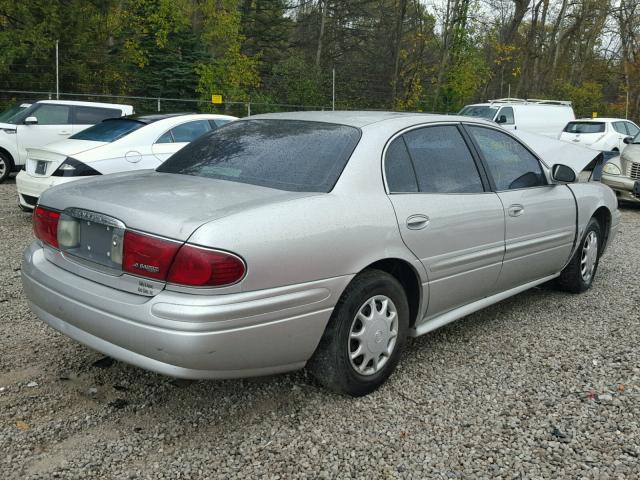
27 139 107 159
513 130 601 175
38 171 321 241
621 143 640 162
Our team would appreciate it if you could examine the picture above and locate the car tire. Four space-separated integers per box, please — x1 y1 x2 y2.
0 152 11 183
556 218 602 294
308 269 409 396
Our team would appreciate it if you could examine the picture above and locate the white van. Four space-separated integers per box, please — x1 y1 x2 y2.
459 98 575 138
0 100 134 183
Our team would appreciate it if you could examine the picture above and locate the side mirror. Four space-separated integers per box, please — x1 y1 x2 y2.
623 136 633 145
496 115 507 124
552 164 576 183
24 116 38 125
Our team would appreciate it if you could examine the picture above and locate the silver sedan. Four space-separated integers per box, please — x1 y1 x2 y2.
22 112 620 396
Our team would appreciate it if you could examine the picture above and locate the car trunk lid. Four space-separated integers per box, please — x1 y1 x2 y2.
26 140 106 177
37 171 320 295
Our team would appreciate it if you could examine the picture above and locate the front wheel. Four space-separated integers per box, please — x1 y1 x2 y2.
556 218 602 293
308 269 409 396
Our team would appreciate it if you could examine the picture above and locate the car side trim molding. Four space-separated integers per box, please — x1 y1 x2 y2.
410 272 560 337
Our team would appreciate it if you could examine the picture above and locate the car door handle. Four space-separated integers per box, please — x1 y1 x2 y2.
406 215 430 230
508 204 525 217
59 130 71 135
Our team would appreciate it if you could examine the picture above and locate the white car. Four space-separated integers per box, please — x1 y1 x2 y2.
0 100 133 183
459 98 575 138
558 118 640 153
15 113 236 210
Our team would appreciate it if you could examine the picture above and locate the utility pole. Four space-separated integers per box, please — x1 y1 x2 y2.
55 40 59 100
332 68 335 111
626 90 629 120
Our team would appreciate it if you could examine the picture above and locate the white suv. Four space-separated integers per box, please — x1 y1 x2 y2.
558 118 640 153
0 100 133 182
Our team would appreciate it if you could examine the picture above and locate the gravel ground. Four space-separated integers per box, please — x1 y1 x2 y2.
1 177 639 480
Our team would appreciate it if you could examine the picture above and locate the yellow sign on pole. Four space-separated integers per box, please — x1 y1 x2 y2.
592 111 598 118
211 94 223 104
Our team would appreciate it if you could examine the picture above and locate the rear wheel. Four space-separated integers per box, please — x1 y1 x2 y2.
308 269 409 396
557 218 601 293
0 152 11 183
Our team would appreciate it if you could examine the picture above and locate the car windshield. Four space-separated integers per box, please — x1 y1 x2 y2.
563 122 605 134
157 119 361 193
458 105 499 120
0 104 29 123
69 119 144 142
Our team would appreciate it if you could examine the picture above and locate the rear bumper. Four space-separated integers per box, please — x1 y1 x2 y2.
22 242 350 379
15 171 78 209
602 174 640 203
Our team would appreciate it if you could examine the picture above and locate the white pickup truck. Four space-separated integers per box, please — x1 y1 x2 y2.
0 100 133 183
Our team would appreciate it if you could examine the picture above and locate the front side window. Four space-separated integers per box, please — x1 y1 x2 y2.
624 122 639 137
384 136 418 193
73 106 121 124
69 119 144 142
497 107 515 124
402 125 484 194
467 126 545 191
170 120 211 142
613 122 628 135
157 120 361 193
29 104 71 125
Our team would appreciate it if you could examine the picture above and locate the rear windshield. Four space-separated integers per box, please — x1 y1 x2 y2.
458 105 498 120
69 119 144 142
157 119 361 192
563 122 605 134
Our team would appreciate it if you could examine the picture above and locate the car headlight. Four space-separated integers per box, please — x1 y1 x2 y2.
52 157 101 177
602 162 621 175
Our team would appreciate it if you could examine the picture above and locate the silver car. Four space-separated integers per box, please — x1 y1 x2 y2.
602 135 640 203
22 112 620 396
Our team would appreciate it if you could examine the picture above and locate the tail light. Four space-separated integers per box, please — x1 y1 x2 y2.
167 245 245 287
122 231 180 281
33 206 60 248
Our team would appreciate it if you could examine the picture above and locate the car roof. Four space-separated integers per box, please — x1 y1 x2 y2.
240 111 466 128
35 100 132 109
108 113 236 125
572 118 633 123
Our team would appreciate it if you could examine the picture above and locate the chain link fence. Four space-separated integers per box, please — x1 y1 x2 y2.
0 90 330 118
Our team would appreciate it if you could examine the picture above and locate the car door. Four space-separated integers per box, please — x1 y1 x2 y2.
465 125 576 291
384 124 505 318
151 120 212 161
16 103 72 163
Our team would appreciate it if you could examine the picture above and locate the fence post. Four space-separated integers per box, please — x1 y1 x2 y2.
48 92 52 100
247 102 251 117
157 98 161 112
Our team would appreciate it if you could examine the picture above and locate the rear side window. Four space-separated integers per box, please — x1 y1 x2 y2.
467 126 545 190
402 125 484 194
170 120 211 142
31 104 71 125
210 119 231 129
73 107 122 124
385 137 418 193
563 122 605 134
157 120 361 193
69 119 144 142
